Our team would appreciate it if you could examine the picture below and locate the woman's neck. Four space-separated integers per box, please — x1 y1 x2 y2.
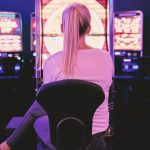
78 36 92 50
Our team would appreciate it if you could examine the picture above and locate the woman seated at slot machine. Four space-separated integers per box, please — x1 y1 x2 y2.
0 2 114 150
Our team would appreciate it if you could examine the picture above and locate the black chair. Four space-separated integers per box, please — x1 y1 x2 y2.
56 117 86 150
36 79 105 150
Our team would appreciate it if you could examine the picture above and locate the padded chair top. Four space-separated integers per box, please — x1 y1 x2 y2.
36 79 105 145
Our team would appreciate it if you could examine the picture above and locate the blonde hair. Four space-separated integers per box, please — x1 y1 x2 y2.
62 3 91 76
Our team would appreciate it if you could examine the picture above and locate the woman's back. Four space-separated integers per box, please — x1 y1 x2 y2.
44 48 113 91
43 48 114 134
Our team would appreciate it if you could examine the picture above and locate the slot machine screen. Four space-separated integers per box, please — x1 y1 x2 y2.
30 12 36 51
36 0 110 70
114 11 143 51
0 12 23 52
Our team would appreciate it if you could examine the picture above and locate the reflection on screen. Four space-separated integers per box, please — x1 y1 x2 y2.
114 12 143 51
0 12 22 52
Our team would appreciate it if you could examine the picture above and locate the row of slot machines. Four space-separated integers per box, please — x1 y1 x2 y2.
0 9 147 79
34 9 146 79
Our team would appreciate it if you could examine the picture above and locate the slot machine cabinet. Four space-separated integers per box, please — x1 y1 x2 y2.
35 0 114 88
30 12 36 53
0 12 23 78
29 12 36 78
114 11 143 77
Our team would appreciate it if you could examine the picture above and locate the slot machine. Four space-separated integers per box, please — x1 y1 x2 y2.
34 0 114 138
30 12 36 54
35 0 114 87
114 11 143 78
29 12 36 77
0 12 23 78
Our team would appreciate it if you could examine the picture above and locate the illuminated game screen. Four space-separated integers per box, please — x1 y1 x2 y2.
37 0 108 68
114 11 143 51
30 12 36 51
0 12 22 52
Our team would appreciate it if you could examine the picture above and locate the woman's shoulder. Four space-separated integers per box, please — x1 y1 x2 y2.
91 49 113 64
88 48 111 56
45 51 63 62
43 51 63 68
95 48 110 54
78 48 112 59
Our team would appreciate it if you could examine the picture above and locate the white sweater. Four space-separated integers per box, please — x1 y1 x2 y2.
43 48 114 134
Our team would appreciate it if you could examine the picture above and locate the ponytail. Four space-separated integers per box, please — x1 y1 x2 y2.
63 6 79 75
62 3 91 76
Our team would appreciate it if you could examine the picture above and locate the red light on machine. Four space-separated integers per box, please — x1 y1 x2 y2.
42 0 50 4
32 19 36 30
33 22 36 29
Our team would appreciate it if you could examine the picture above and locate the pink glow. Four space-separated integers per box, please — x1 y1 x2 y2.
32 19 36 29
0 13 22 52
114 17 141 34
114 15 142 50
0 21 18 34
39 0 108 68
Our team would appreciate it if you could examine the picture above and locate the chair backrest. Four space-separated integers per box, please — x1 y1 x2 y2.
36 79 105 146
56 117 86 150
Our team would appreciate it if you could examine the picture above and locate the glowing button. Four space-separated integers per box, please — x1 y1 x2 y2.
132 65 139 70
14 64 20 72
124 65 129 69
0 65 4 73
114 51 121 56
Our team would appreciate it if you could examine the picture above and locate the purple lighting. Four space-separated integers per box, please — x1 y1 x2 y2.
14 64 20 72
